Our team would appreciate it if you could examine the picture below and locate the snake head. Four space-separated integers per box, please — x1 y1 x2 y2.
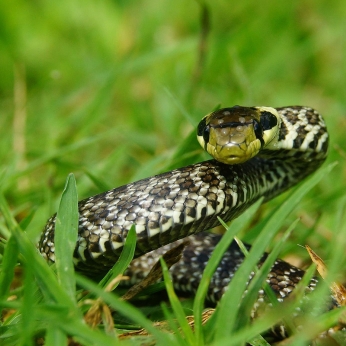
197 105 280 164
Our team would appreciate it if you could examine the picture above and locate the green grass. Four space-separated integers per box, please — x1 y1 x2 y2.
1 0 346 345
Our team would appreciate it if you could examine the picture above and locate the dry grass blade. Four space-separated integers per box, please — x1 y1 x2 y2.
84 275 127 333
306 245 346 307
118 309 214 340
83 242 187 336
186 308 214 331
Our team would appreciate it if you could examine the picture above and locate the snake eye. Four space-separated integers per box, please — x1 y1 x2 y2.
197 118 206 136
253 120 263 140
197 118 210 144
260 111 278 131
202 125 210 143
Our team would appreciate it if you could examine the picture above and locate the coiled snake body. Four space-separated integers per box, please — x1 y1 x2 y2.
39 106 328 303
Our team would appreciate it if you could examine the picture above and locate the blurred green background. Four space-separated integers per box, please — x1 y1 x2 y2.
1 0 346 265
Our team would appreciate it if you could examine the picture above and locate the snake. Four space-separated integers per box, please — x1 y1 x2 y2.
38 105 329 306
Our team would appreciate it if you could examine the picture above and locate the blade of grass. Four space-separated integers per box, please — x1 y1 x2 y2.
45 328 67 346
18 263 37 346
235 218 300 331
210 264 317 345
18 209 36 231
160 257 196 345
273 307 346 345
35 305 119 346
0 193 76 307
132 281 166 297
163 87 196 126
325 194 346 284
9 133 110 183
54 173 79 303
165 129 207 171
85 170 112 192
161 303 189 346
98 224 136 289
248 335 271 346
0 236 19 305
75 273 173 343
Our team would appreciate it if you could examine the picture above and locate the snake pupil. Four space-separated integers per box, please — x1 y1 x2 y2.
260 111 278 130
253 120 263 139
203 125 210 144
197 118 207 137
197 118 210 144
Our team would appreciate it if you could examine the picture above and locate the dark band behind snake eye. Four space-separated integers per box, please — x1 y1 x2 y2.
260 111 278 130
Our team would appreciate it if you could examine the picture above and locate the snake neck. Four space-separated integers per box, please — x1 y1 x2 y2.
262 106 328 162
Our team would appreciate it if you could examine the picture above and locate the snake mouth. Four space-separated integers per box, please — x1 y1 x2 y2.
205 133 260 164
208 146 257 164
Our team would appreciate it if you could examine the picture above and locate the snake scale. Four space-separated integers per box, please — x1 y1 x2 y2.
39 105 329 305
